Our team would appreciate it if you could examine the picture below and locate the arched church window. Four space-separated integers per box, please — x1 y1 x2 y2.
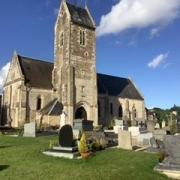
80 30 86 45
132 105 137 119
36 97 42 110
118 105 123 118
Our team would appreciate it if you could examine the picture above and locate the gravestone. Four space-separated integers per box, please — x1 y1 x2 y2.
150 137 158 148
118 130 132 150
23 122 36 137
162 120 166 128
59 125 73 147
155 123 160 129
74 119 93 131
147 121 155 132
115 120 123 126
154 135 180 179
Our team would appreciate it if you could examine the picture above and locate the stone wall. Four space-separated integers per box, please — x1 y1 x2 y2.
98 95 146 126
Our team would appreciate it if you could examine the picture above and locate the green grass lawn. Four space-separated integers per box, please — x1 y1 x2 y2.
0 135 170 180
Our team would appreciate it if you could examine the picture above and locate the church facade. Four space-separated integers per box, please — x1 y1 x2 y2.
1 1 146 128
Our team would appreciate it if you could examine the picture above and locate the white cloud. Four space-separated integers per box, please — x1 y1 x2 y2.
148 53 169 69
0 62 10 93
97 0 180 37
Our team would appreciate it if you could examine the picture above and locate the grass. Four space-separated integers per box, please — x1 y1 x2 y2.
0 135 170 180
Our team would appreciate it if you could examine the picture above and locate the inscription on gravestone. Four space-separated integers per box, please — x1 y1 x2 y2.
59 125 73 147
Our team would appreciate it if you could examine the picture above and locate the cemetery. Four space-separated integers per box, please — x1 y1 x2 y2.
0 114 180 179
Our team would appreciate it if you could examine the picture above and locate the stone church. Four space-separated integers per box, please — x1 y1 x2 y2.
1 1 146 128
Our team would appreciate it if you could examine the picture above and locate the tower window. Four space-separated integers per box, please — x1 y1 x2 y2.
118 105 123 118
36 97 42 110
80 30 86 45
60 32 64 46
110 103 113 115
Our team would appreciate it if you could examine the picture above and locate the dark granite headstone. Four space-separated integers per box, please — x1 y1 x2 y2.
59 125 73 147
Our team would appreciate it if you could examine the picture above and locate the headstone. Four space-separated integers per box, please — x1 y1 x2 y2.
147 121 155 132
113 125 123 134
74 119 93 131
59 125 73 147
115 120 123 126
153 129 167 140
73 129 81 140
23 122 36 137
128 126 140 137
150 137 158 148
131 120 138 126
155 123 160 129
138 132 153 146
118 130 132 150
164 135 180 166
162 120 166 128
154 135 180 179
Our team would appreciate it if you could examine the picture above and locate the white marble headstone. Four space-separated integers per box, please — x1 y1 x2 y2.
23 122 36 137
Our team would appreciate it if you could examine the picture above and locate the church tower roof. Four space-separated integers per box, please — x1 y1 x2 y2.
66 2 95 29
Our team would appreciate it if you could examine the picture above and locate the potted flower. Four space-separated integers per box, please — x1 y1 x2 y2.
78 133 90 159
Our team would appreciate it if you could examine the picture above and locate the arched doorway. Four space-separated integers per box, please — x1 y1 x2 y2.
75 107 87 120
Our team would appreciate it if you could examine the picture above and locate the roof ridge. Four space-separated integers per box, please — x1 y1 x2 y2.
66 2 85 10
18 54 53 65
97 73 129 81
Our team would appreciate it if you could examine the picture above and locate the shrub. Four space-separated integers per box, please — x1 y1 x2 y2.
91 137 107 151
79 133 89 153
94 125 103 132
158 151 166 163
91 141 101 151
18 128 24 136
99 137 107 149
49 140 58 149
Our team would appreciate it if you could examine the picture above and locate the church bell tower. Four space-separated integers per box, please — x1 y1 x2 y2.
53 0 98 126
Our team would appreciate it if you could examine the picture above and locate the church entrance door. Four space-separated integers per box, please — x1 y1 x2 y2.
75 107 87 120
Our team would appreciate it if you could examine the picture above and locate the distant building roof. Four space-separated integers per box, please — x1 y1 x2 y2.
17 55 143 100
66 2 95 29
18 55 53 90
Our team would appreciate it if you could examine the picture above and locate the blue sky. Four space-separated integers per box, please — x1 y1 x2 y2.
0 0 180 109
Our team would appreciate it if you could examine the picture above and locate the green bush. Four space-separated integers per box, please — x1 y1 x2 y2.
49 140 59 149
158 151 166 163
18 128 24 137
91 137 107 151
99 138 107 149
79 133 89 153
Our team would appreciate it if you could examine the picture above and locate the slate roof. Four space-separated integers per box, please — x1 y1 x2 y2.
18 55 53 90
97 73 144 100
40 99 63 116
17 55 143 100
66 2 95 29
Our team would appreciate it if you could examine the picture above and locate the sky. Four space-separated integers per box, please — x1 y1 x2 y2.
0 0 180 109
